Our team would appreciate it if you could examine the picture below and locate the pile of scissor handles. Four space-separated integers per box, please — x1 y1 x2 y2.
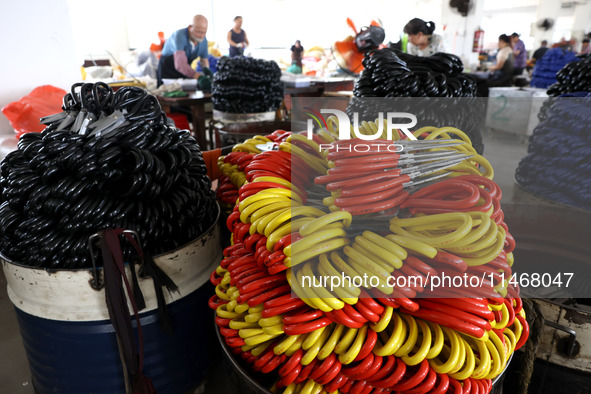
210 119 528 394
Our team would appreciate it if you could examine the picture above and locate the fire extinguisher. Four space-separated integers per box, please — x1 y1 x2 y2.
473 28 484 52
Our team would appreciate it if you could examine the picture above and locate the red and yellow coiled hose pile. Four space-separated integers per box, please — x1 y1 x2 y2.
209 123 528 394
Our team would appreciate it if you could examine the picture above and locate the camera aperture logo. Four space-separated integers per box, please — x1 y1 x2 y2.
303 107 418 153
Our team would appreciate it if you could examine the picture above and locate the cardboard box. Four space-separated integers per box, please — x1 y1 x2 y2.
486 87 548 136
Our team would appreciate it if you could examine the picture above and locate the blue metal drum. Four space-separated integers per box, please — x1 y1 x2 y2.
1 214 221 394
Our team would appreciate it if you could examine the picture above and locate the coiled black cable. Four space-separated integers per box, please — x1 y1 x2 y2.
212 57 284 113
347 48 484 153
515 92 591 211
0 83 217 269
546 54 591 96
352 49 476 97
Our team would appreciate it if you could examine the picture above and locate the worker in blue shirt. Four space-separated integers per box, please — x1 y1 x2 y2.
157 15 210 86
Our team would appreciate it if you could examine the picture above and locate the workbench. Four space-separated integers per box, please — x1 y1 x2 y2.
156 78 355 150
156 91 212 150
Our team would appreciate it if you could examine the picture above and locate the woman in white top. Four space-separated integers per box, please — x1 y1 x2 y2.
487 34 514 87
404 18 449 56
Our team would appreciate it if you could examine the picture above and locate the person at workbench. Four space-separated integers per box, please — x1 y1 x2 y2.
486 34 514 87
227 16 249 57
510 32 527 76
404 18 449 56
157 14 210 86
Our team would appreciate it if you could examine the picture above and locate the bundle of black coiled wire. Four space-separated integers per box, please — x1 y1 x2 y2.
212 57 284 113
546 54 591 96
347 48 484 153
352 49 476 98
0 82 217 269
516 92 591 211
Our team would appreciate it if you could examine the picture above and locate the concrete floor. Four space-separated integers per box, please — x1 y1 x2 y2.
0 269 31 394
0 130 531 394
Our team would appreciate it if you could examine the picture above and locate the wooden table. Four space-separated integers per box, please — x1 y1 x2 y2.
282 78 355 114
283 78 355 96
156 78 355 148
156 92 212 150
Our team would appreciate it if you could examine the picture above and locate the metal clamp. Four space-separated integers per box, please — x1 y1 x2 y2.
544 319 578 358
88 230 143 291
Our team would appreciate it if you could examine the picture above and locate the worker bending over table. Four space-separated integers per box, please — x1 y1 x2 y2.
157 14 210 86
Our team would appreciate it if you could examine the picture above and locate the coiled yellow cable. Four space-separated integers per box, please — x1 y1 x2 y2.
214 249 526 393
280 141 329 175
411 126 494 179
232 135 270 153
389 211 507 267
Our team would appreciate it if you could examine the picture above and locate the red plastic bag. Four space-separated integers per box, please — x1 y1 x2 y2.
2 85 67 138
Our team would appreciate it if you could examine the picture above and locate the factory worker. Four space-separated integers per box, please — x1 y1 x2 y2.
158 14 210 86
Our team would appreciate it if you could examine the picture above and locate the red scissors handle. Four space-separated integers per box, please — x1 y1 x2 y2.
335 184 404 207
402 306 485 338
328 160 405 174
327 309 366 328
340 177 404 197
327 171 405 191
340 191 409 215
333 153 406 166
417 299 492 331
429 298 495 321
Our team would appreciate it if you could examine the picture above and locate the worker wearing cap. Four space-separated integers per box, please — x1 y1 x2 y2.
157 15 210 86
